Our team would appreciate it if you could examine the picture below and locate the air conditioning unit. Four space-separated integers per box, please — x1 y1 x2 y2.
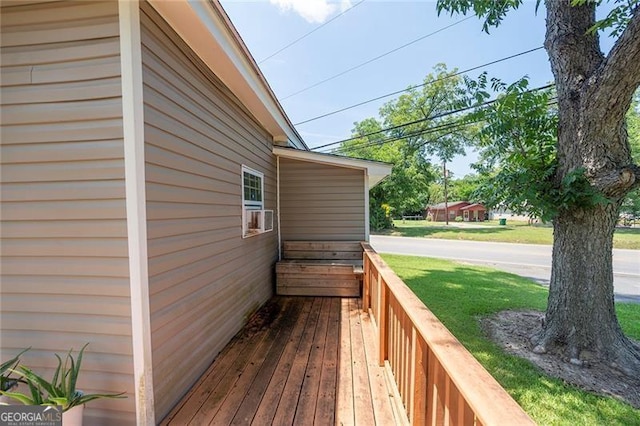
243 209 274 237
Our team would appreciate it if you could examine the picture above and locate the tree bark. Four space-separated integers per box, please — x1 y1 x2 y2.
533 203 640 375
534 0 640 375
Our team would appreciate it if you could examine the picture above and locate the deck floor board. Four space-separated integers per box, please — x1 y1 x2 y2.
161 296 400 426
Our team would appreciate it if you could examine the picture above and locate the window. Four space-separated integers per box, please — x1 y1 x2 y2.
242 166 273 237
243 167 263 209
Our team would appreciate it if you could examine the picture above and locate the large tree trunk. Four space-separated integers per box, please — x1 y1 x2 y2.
533 0 640 376
533 202 640 375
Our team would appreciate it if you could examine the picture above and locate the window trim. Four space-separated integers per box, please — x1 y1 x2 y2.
242 165 264 210
242 165 272 238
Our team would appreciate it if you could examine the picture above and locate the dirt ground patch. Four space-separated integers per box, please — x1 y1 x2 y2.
480 310 640 409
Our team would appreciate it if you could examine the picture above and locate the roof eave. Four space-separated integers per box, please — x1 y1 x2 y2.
147 0 307 150
273 146 392 189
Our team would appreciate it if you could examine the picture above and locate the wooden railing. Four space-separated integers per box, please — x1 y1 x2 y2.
361 243 535 426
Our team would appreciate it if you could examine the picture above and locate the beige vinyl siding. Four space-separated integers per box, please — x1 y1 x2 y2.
140 3 278 420
0 2 135 424
280 158 366 241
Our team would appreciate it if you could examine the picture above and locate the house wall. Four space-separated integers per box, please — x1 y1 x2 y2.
279 158 366 241
489 208 531 221
0 1 136 424
139 3 278 420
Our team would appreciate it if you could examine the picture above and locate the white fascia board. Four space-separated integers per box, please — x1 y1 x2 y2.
273 146 392 189
147 0 306 150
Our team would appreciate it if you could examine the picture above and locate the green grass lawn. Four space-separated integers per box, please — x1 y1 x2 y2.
383 220 640 249
381 254 640 426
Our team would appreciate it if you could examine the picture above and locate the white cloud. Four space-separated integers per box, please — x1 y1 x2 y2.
270 0 351 24
340 0 353 13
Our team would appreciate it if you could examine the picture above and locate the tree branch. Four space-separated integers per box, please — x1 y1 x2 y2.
544 0 603 92
591 6 640 120
592 164 640 197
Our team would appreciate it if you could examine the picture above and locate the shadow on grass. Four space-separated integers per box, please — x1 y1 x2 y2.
381 254 640 425
383 225 524 238
615 226 640 236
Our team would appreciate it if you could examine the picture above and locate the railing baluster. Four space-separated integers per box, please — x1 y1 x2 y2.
413 334 427 426
363 255 370 311
378 274 387 367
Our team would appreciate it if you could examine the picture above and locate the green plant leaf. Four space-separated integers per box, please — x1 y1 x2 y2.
0 390 38 405
7 343 126 410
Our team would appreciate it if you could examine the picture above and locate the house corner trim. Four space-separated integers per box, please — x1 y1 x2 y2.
119 1 155 424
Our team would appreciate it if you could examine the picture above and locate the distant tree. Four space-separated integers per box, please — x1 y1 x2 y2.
339 118 434 219
469 78 559 220
427 181 445 206
379 63 474 164
449 173 486 202
621 91 640 219
438 0 640 376
340 64 476 220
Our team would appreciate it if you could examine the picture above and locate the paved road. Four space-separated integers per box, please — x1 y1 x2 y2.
370 235 640 303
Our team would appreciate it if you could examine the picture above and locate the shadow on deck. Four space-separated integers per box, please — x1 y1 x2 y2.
161 296 403 425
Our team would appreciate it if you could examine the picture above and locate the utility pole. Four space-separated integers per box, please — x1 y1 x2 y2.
443 160 449 225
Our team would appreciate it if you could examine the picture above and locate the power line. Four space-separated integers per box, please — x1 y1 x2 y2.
329 98 558 155
280 15 475 101
294 46 544 125
258 0 366 64
327 118 478 154
310 83 556 151
311 99 485 151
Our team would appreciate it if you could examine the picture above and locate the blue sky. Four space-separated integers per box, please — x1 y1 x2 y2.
220 0 553 177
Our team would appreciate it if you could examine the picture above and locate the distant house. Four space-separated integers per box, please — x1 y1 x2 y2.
426 201 469 221
489 206 532 221
0 1 391 424
426 201 486 222
460 203 487 222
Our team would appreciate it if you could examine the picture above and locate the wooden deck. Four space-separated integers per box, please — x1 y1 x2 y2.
160 296 403 425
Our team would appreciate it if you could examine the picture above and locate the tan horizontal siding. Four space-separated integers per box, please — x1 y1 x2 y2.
0 38 120 67
0 160 126 183
0 140 123 163
1 56 122 87
280 158 366 241
0 119 125 144
1 220 127 238
1 304 131 329
140 3 278 421
1 180 125 201
1 76 121 104
1 276 130 297
0 1 135 424
2 98 123 125
2 237 128 257
1 200 127 221
0 1 116 27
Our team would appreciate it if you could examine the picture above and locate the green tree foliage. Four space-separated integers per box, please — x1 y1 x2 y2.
427 172 487 205
466 78 562 220
378 63 473 163
339 118 434 218
621 90 640 218
339 65 475 221
449 173 487 202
